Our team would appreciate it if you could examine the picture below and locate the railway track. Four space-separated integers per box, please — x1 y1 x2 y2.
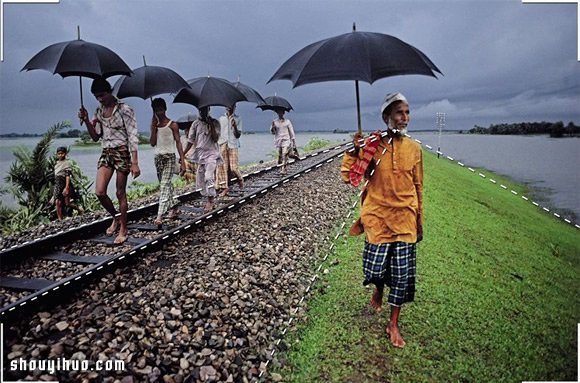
0 143 351 323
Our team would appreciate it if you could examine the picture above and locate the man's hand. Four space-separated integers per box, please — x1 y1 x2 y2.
131 163 141 179
78 106 89 123
179 159 186 176
353 132 364 150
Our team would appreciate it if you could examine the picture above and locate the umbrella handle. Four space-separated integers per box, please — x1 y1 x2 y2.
79 76 85 126
355 80 362 134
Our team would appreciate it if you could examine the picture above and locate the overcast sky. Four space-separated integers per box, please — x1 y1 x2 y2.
0 0 578 135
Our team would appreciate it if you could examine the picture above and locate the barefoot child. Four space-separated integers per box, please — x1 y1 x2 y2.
52 147 84 220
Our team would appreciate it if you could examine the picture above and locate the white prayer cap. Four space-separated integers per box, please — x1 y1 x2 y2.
380 92 408 115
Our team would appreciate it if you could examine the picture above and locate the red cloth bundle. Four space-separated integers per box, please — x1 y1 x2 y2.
349 131 381 187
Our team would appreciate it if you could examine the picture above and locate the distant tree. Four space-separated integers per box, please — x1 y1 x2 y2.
469 121 577 136
549 121 565 138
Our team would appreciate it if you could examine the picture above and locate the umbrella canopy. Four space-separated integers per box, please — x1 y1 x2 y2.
176 112 197 130
257 95 293 112
112 64 189 100
268 24 441 133
173 76 247 109
21 39 132 79
231 81 266 104
21 27 132 108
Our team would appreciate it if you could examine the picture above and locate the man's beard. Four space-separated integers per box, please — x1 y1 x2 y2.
389 126 408 136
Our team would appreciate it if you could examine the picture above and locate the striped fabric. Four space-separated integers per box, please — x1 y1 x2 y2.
362 241 416 307
94 102 139 153
154 153 178 216
216 144 242 189
349 131 381 187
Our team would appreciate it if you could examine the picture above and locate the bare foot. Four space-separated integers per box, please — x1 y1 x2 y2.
370 287 383 313
219 188 229 198
386 324 406 348
154 217 163 226
204 202 214 212
238 178 244 190
167 209 179 220
113 232 128 245
105 219 118 236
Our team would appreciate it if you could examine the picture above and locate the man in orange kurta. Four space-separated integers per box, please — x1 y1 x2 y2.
341 92 423 348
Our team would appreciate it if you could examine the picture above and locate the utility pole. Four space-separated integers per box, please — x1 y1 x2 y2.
436 112 446 159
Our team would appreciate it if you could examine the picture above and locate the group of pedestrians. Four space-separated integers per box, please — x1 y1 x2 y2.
71 77 297 244
70 78 422 349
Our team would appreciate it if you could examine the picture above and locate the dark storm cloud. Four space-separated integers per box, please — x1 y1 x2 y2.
1 0 578 134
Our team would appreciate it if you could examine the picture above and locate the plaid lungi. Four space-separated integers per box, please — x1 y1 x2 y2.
362 241 416 307
154 154 178 216
216 144 242 189
184 159 196 183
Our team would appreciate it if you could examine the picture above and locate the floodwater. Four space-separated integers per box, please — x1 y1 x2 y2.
1 132 578 220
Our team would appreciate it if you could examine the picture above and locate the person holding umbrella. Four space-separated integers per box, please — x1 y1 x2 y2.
270 108 296 175
150 98 186 225
78 78 141 245
183 106 222 212
216 103 244 197
340 92 423 348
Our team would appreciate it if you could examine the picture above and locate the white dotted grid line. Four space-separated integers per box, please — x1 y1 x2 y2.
408 133 579 230
259 156 357 379
0 160 332 318
259 130 579 378
0 150 324 253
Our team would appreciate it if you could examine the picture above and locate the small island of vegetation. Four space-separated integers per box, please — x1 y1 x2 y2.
469 121 579 137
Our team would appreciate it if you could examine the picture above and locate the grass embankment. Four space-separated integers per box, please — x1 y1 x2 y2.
277 151 579 383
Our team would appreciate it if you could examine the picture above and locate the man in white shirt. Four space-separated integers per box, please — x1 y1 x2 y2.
217 104 244 197
270 108 296 175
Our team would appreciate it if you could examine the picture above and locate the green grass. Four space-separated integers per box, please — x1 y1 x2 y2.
277 151 579 383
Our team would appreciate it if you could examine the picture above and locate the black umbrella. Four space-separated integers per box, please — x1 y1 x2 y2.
230 80 266 104
112 56 189 100
173 76 246 109
268 23 442 133
257 95 293 112
21 26 132 108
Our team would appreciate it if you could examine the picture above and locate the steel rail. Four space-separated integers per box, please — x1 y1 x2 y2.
0 143 349 323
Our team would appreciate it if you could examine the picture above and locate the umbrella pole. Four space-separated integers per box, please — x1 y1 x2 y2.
355 80 362 134
79 76 85 126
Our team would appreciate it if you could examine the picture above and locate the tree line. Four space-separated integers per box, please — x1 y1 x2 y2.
0 129 83 138
468 121 579 137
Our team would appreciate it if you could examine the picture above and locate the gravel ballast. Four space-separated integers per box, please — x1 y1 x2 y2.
4 160 357 382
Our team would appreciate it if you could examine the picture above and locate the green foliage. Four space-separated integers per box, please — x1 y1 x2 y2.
469 121 579 136
4 121 68 210
1 121 97 234
127 180 160 200
303 137 332 152
277 152 579 383
137 133 150 145
56 127 82 138
74 131 98 146
1 204 50 234
66 160 100 213
75 132 150 146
